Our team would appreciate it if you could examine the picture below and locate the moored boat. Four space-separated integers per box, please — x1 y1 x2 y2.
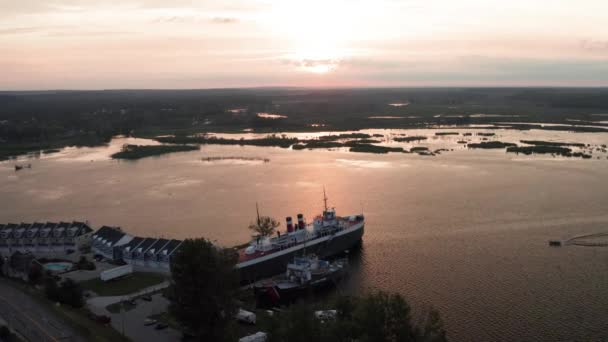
254 255 348 305
236 191 364 283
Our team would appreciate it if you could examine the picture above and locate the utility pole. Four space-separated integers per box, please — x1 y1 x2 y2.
121 297 126 337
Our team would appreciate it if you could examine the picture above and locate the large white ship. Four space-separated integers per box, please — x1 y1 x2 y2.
236 193 364 283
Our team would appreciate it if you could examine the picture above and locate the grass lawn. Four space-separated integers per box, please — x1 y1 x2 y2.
80 272 167 296
106 301 137 314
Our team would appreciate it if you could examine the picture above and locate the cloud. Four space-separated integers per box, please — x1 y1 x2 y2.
581 39 608 51
211 16 238 24
0 26 73 35
153 15 238 24
0 27 44 35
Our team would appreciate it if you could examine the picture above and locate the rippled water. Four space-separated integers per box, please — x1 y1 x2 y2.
1 129 608 341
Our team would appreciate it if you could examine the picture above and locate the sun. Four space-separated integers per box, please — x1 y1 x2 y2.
264 0 365 74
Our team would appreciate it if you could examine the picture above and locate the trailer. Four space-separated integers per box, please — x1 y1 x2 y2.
239 332 267 342
100 264 133 281
235 308 256 324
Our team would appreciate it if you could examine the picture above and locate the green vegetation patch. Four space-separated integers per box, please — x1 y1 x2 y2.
520 140 586 147
156 134 297 148
292 141 345 150
318 133 372 141
79 272 166 296
410 146 429 152
506 146 572 155
468 141 517 149
394 136 428 142
111 144 198 160
349 144 404 154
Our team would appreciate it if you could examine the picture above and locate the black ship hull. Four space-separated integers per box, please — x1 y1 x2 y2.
237 224 363 284
254 269 346 306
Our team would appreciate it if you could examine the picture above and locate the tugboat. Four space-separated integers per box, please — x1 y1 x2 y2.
254 255 348 305
237 189 364 283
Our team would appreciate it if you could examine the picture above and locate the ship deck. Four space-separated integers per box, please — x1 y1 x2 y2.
237 216 363 263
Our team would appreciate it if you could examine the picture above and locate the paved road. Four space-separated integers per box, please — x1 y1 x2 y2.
0 280 85 342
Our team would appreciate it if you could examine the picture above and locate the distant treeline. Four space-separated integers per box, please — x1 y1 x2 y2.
2 88 608 159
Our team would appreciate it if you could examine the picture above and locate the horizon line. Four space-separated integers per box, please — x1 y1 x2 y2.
2 85 608 93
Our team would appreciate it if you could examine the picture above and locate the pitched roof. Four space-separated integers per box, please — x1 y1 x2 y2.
80 223 94 234
42 222 58 229
57 221 70 229
135 238 157 253
17 222 31 230
123 237 144 250
93 226 125 245
147 239 170 254
30 222 44 229
161 239 182 256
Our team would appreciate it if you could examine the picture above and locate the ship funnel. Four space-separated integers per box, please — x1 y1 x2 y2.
297 214 305 230
286 217 294 233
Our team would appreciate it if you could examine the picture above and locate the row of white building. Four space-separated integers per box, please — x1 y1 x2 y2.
91 226 182 272
0 222 184 273
0 221 94 254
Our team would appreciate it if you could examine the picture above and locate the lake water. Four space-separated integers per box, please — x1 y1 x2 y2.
2 128 608 341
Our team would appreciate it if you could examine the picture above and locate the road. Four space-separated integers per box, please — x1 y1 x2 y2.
0 280 85 342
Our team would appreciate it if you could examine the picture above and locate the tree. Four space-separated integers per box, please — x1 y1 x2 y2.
259 292 447 342
76 256 95 270
58 278 84 308
169 238 239 341
353 291 416 342
0 325 11 340
420 308 447 342
27 263 43 284
248 216 280 237
44 277 84 308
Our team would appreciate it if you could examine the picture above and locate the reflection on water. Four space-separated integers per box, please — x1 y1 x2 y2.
1 130 608 341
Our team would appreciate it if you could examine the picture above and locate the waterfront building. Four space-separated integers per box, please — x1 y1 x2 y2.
91 226 133 260
1 221 181 273
0 221 93 255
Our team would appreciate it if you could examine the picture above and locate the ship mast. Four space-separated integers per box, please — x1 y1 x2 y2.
323 186 328 212
256 202 261 227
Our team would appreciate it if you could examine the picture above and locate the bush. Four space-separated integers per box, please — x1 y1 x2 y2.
0 325 10 339
76 256 96 271
45 277 84 308
260 291 448 342
28 263 44 284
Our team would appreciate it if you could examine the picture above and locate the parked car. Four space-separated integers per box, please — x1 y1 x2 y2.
144 319 157 326
155 323 169 330
88 313 111 325
314 310 337 321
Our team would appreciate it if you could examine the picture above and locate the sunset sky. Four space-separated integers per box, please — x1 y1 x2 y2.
2 0 608 89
